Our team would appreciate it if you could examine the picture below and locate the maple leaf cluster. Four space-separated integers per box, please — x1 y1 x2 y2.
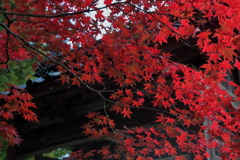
0 86 38 146
81 112 115 139
1 0 240 159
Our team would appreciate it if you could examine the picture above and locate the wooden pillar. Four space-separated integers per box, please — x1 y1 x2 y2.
6 146 17 160
6 146 26 160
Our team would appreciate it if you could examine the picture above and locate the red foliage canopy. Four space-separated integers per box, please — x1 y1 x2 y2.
1 0 240 159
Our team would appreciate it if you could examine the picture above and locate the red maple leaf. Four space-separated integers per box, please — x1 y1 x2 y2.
219 60 233 73
154 148 164 157
121 108 132 119
175 155 188 160
166 117 175 125
194 154 204 160
183 119 192 128
109 105 122 114
82 127 93 136
1 112 13 120
104 0 113 5
86 112 100 119
124 138 134 145
71 77 81 87
234 59 240 70
200 63 212 74
59 74 69 84
23 114 36 122
92 130 101 139
136 90 144 96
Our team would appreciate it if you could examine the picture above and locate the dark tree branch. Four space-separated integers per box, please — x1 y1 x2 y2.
126 2 200 51
14 37 43 64
1 12 12 67
0 2 128 18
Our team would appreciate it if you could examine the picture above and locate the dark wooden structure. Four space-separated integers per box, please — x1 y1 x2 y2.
5 38 203 160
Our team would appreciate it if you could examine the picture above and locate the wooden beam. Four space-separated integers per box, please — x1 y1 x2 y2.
13 106 160 159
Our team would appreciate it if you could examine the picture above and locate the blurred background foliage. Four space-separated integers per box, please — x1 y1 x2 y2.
0 61 35 92
24 148 71 160
0 138 8 160
42 148 72 159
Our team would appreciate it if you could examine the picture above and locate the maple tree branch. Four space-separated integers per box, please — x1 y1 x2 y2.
126 2 176 30
0 10 207 146
14 37 43 64
152 11 191 20
0 21 110 95
9 59 34 62
1 13 13 66
17 19 49 25
126 2 200 51
103 100 116 134
125 106 177 116
0 24 120 117
87 0 98 11
0 6 39 70
97 91 177 117
13 3 35 24
0 2 128 18
3 34 10 65
102 100 133 158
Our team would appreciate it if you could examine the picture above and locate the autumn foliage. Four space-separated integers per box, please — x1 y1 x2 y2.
1 0 240 159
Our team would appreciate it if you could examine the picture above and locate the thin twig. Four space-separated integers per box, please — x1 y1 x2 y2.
103 100 115 133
